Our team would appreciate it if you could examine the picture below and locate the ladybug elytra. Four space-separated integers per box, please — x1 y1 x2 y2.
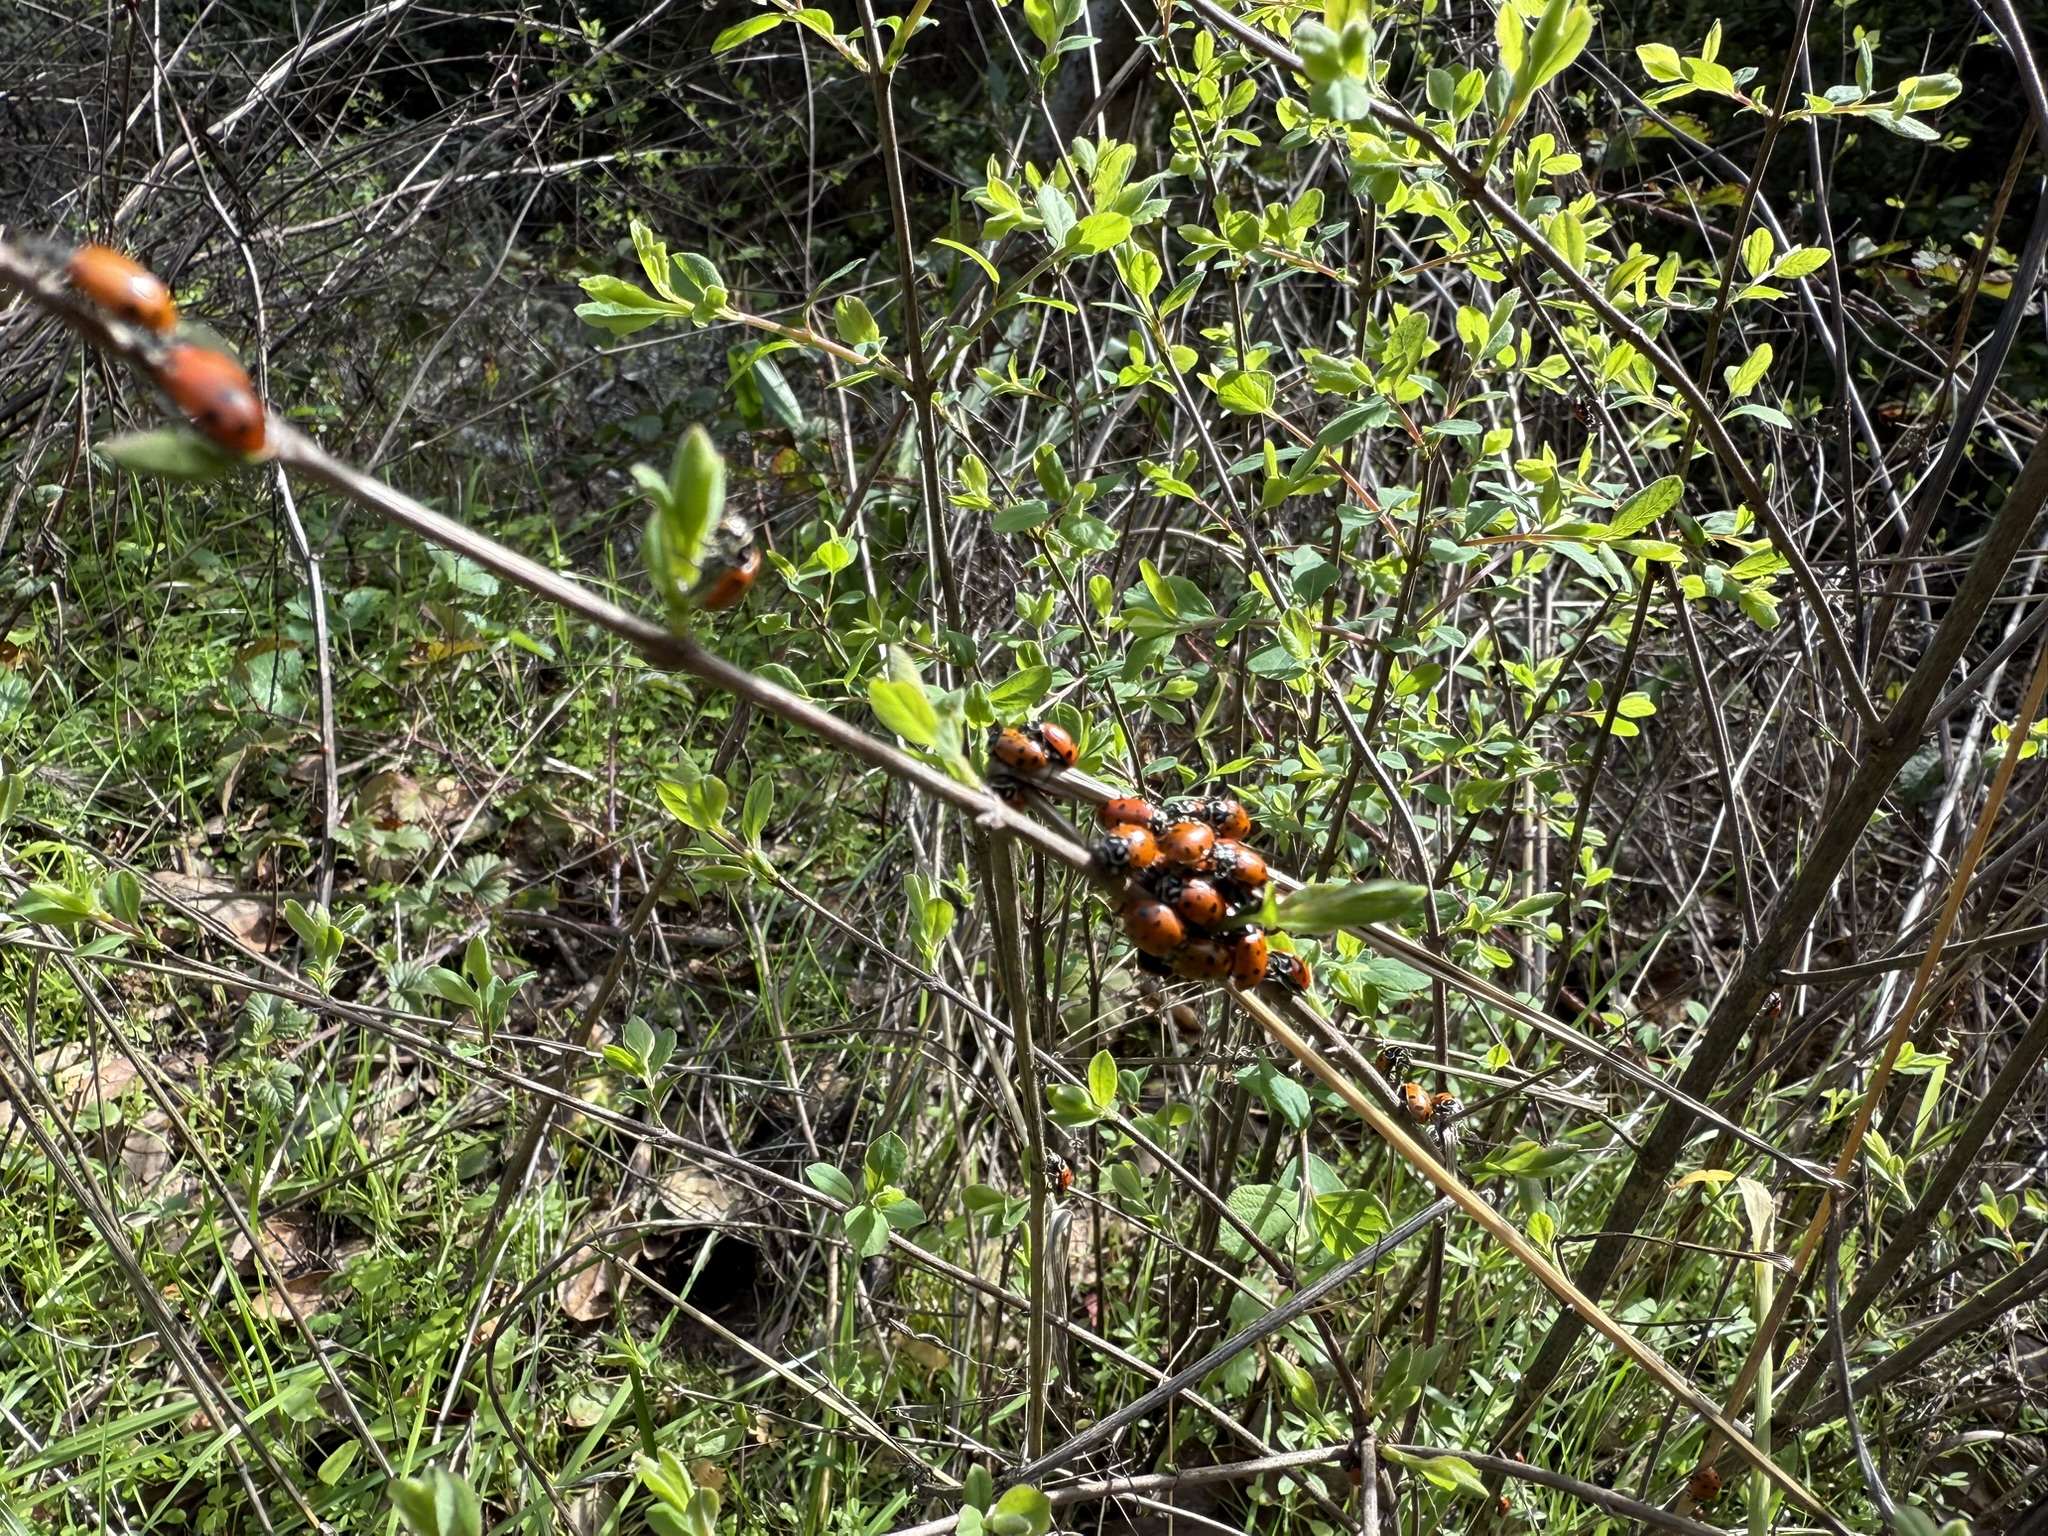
1173 937 1232 981
692 544 760 611
1228 926 1269 986
1098 796 1159 832
156 344 266 454
1401 1082 1434 1122
68 243 178 333
1093 825 1161 874
1687 1466 1722 1504
1038 722 1077 769
1123 899 1185 958
1157 820 1216 869
990 726 1050 776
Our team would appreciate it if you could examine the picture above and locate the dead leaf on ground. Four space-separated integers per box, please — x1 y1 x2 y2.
657 1166 746 1226
149 869 280 950
230 1211 320 1275
249 1271 337 1322
557 1209 641 1324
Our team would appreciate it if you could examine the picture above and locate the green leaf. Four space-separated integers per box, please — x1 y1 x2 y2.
668 426 727 574
1614 690 1657 718
713 13 784 51
656 776 730 834
1636 42 1684 80
1210 369 1276 416
832 293 882 346
389 1469 482 1536
1771 246 1830 280
988 1486 1053 1536
1088 1049 1120 1112
865 1130 909 1189
806 1162 859 1204
1236 1061 1311 1129
987 664 1053 713
100 429 242 480
317 1442 361 1486
741 776 775 846
1725 341 1774 399
1047 1083 1102 1125
14 884 100 930
1380 1448 1488 1498
844 1203 891 1258
870 677 942 749
1067 211 1132 256
1741 225 1775 278
1274 879 1429 932
1609 475 1683 536
1313 1190 1388 1258
1522 0 1592 93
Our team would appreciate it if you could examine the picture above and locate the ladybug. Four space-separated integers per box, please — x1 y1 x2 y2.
1123 899 1185 958
990 726 1050 776
1037 722 1078 770
1228 926 1269 986
1203 796 1253 840
68 243 178 333
1093 825 1161 874
1049 1156 1075 1195
1497 1497 1511 1516
1173 937 1232 981
1401 1082 1434 1122
155 345 265 454
990 775 1029 805
1375 1045 1412 1084
1687 1466 1722 1504
1157 820 1216 870
1430 1093 1462 1152
1159 795 1204 821
1268 951 1312 992
1167 876 1227 931
1097 796 1159 832
692 544 761 611
1210 840 1268 889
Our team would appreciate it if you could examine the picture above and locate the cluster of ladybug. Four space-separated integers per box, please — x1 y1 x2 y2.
1375 1044 1461 1155
1095 793 1309 993
984 722 1309 991
61 243 268 455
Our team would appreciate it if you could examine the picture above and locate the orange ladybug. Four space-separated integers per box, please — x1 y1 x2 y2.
1038 722 1077 769
1173 937 1232 981
1049 1156 1075 1195
1097 796 1159 832
1094 825 1161 874
1687 1466 1721 1504
692 544 760 610
1166 876 1227 930
67 243 177 333
1268 951 1312 992
1123 899 1185 958
1401 1082 1434 1122
155 345 265 454
1157 820 1216 869
1205 796 1253 840
1210 840 1268 889
1497 1497 1511 1516
990 726 1049 776
1228 926 1269 986
1375 1045 1412 1083
1431 1091 1460 1119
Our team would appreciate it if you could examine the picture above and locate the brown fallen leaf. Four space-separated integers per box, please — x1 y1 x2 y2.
149 869 279 950
249 1270 335 1322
